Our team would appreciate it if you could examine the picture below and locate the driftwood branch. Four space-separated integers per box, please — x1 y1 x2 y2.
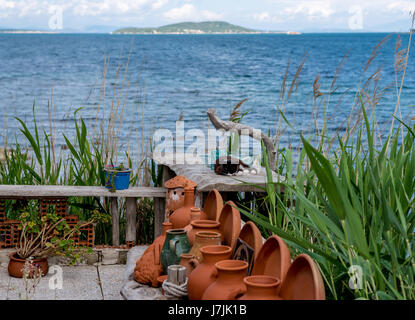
206 108 276 171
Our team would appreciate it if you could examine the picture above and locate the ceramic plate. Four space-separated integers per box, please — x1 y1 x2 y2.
203 189 224 221
251 235 291 285
218 201 241 251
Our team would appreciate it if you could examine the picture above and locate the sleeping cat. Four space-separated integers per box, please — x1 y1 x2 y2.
214 156 250 175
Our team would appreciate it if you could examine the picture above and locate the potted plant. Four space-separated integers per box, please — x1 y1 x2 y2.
104 162 132 192
8 210 95 278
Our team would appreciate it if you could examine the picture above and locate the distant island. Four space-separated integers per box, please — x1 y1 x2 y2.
0 29 57 34
112 21 301 35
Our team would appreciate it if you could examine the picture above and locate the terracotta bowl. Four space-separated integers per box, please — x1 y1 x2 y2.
218 201 241 251
278 254 326 300
251 235 291 290
239 221 263 262
203 189 224 221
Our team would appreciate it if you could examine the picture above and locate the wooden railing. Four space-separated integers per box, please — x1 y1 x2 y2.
0 185 166 246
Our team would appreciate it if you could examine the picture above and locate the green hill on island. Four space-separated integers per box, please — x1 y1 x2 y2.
112 21 258 34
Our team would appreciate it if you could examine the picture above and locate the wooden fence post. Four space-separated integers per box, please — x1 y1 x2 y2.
125 197 137 246
111 197 119 246
154 197 165 239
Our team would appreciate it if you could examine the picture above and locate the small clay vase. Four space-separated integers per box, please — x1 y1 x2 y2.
160 229 191 273
183 207 202 236
238 275 282 300
278 254 326 300
203 189 224 221
251 235 291 293
180 253 198 277
134 221 173 287
218 201 241 251
202 260 249 300
187 245 233 300
187 219 222 245
170 187 208 229
189 231 222 263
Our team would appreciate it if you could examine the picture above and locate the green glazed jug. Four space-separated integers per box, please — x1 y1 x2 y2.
161 229 191 273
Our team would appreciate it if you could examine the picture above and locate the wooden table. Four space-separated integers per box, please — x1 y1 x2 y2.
151 152 284 217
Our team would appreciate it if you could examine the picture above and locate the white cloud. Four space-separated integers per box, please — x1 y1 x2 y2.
386 1 415 14
284 1 335 19
253 12 270 21
163 4 223 21
152 0 169 10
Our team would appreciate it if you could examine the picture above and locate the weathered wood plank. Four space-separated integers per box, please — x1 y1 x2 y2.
111 198 120 246
151 152 284 193
0 185 166 198
153 197 165 239
125 198 137 244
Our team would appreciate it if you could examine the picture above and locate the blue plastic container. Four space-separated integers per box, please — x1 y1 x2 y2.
104 169 132 190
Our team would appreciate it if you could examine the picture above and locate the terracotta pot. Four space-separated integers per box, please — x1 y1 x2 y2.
238 275 281 300
187 219 222 245
134 221 173 287
179 253 198 277
189 231 222 263
279 254 326 300
8 253 49 278
187 245 232 300
251 235 291 293
202 260 248 300
170 187 208 229
239 221 263 263
203 189 224 221
160 229 191 273
218 201 241 251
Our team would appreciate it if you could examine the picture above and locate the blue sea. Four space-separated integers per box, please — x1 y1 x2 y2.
0 33 414 158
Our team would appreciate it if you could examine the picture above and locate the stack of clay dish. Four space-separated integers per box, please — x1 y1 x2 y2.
187 245 233 300
278 254 325 300
238 221 263 264
202 189 224 221
218 201 241 251
251 235 291 294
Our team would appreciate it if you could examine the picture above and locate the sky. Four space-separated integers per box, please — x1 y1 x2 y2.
0 0 414 32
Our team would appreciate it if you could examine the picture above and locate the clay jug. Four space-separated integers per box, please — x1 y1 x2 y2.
238 275 281 300
202 260 249 300
134 222 173 287
179 253 198 277
187 220 222 245
160 229 191 273
189 231 222 263
187 245 232 300
278 254 326 300
170 187 208 229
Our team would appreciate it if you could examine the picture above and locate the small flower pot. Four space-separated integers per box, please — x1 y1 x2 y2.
8 252 49 278
104 168 132 191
